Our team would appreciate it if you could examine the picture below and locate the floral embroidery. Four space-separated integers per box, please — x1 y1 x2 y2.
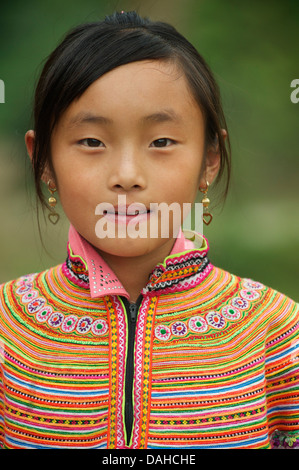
240 289 260 301
155 306 246 342
16 275 35 287
189 316 208 333
28 298 46 314
171 321 188 336
35 307 53 323
155 325 171 341
76 316 93 333
48 312 64 328
243 280 263 290
15 270 263 341
61 315 79 333
231 297 249 310
221 305 241 321
206 311 226 329
91 319 108 336
14 277 110 338
271 430 299 448
16 283 32 295
22 290 38 303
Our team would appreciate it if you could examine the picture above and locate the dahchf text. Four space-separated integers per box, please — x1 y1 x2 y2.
146 454 196 465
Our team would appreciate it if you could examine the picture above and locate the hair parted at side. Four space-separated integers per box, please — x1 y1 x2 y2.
31 10 231 218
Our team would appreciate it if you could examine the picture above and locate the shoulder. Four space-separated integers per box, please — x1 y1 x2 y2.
207 264 299 323
0 266 62 332
0 268 53 294
0 264 106 345
0 271 40 302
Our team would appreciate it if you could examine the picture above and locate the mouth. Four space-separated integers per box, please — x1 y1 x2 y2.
102 204 152 224
104 204 151 216
106 210 151 215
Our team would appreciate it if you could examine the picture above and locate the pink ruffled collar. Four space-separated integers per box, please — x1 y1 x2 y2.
64 224 210 301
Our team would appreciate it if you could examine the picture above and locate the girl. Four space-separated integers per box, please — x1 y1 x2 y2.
0 11 298 450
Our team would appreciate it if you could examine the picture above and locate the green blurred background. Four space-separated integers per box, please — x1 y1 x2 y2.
0 0 298 300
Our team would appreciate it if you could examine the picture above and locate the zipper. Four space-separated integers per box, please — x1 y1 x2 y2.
121 294 143 447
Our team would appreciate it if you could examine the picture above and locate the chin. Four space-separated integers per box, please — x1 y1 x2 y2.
93 236 161 259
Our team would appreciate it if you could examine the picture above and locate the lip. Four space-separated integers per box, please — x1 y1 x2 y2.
103 203 153 225
113 204 150 215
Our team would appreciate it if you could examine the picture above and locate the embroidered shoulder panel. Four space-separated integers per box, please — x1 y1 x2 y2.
1 270 109 344
152 276 268 341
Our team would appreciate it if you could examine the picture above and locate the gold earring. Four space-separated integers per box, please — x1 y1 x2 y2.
199 181 213 226
47 180 60 225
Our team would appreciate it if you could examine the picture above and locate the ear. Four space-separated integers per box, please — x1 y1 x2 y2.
199 129 227 188
25 129 55 185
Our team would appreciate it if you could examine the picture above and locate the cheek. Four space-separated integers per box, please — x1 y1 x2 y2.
158 180 199 211
52 156 94 202
166 161 202 202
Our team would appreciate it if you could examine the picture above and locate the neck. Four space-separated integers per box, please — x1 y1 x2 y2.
95 238 176 303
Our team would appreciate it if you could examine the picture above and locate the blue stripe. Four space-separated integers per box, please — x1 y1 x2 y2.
151 375 264 398
268 405 299 413
265 344 299 364
5 436 107 449
4 371 108 396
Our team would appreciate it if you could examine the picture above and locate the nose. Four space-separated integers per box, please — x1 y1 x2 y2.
108 146 147 192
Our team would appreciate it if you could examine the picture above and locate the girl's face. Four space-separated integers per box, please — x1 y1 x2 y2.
27 59 220 259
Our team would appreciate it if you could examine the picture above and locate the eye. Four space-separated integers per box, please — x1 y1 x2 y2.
150 138 176 148
79 138 104 148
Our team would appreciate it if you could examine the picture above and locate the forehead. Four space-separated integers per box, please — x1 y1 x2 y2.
88 59 187 91
62 59 203 127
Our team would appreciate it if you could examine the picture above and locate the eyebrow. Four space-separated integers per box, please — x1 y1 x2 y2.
67 108 182 127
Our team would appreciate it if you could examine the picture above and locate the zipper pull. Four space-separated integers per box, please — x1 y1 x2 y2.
129 303 137 322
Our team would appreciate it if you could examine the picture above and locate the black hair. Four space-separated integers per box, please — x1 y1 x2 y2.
31 10 231 216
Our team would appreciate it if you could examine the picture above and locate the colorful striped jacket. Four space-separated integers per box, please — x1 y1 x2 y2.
0 225 298 449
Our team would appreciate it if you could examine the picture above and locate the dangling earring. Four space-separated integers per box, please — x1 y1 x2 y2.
199 181 213 226
47 180 60 225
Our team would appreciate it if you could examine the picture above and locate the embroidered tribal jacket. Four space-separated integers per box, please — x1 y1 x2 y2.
0 225 299 449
